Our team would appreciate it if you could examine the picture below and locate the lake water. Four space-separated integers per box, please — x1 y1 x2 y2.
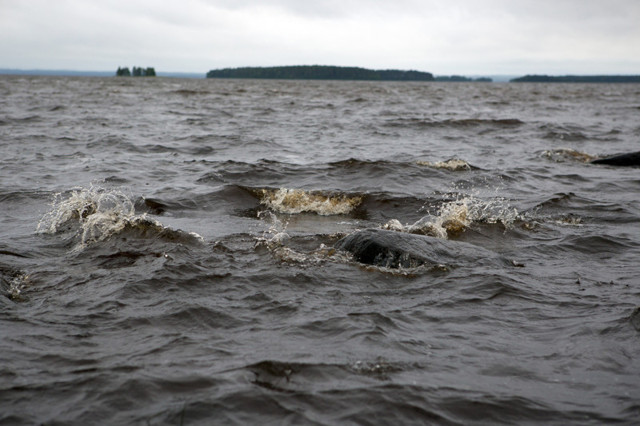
1 75 639 425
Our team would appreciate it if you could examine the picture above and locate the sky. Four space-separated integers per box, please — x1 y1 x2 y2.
1 0 639 76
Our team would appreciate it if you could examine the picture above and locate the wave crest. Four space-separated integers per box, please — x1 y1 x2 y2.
417 158 473 171
258 188 362 215
542 148 596 163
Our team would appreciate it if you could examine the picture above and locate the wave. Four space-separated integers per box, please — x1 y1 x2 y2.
0 189 51 203
235 359 579 425
540 124 589 142
3 114 43 125
528 192 638 226
194 158 450 197
36 185 203 249
245 359 405 392
384 117 524 129
556 234 633 256
327 157 417 169
168 89 211 97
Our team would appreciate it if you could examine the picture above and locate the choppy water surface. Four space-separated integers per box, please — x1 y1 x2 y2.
1 75 639 425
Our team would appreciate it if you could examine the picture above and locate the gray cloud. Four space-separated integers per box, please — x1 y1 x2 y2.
1 0 639 74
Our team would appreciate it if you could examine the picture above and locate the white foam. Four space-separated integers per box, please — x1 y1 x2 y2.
417 158 472 171
542 148 596 163
7 274 30 300
259 188 362 215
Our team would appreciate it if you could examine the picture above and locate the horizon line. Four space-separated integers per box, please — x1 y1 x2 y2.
1 67 639 79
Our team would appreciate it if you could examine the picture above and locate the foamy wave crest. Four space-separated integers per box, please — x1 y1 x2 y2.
417 158 472 171
384 195 521 239
7 273 31 301
37 186 202 247
258 188 362 215
542 148 596 163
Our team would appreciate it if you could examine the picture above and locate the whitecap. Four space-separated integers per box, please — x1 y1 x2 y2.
258 188 362 215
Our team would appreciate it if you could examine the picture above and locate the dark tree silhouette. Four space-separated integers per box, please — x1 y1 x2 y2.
206 65 435 81
116 66 156 77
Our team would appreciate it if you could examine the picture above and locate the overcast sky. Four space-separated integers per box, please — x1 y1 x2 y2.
1 0 639 75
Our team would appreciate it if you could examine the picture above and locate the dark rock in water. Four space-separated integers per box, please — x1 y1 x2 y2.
590 151 640 167
630 307 640 331
335 228 499 269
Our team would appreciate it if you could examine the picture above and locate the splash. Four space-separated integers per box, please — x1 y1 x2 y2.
384 195 521 239
256 210 290 246
255 211 335 264
258 188 362 215
37 186 135 244
36 185 202 248
255 211 306 263
383 199 470 239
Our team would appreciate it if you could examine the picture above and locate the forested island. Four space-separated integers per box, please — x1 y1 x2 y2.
206 66 434 81
116 66 156 77
511 75 640 83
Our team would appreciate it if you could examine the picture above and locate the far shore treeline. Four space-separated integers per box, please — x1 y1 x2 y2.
204 66 640 83
510 74 640 83
206 66 436 81
3 67 637 83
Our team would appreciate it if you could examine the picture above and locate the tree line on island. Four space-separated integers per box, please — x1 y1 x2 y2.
206 66 640 83
206 66 434 81
434 75 492 82
116 66 156 77
206 66 497 82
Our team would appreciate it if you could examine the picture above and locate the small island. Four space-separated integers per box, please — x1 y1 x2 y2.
511 74 640 83
206 65 434 81
116 66 156 77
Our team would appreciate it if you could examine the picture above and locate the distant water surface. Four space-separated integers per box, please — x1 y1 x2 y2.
1 75 639 425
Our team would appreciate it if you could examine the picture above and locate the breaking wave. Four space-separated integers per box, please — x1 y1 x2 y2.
257 188 363 215
417 158 473 171
384 195 521 239
36 185 203 249
541 148 596 163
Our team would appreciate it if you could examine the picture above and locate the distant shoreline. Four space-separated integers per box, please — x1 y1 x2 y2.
206 65 436 81
0 69 204 79
2 68 639 83
510 74 640 83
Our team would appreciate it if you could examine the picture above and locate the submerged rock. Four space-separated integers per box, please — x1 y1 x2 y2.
335 228 500 269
